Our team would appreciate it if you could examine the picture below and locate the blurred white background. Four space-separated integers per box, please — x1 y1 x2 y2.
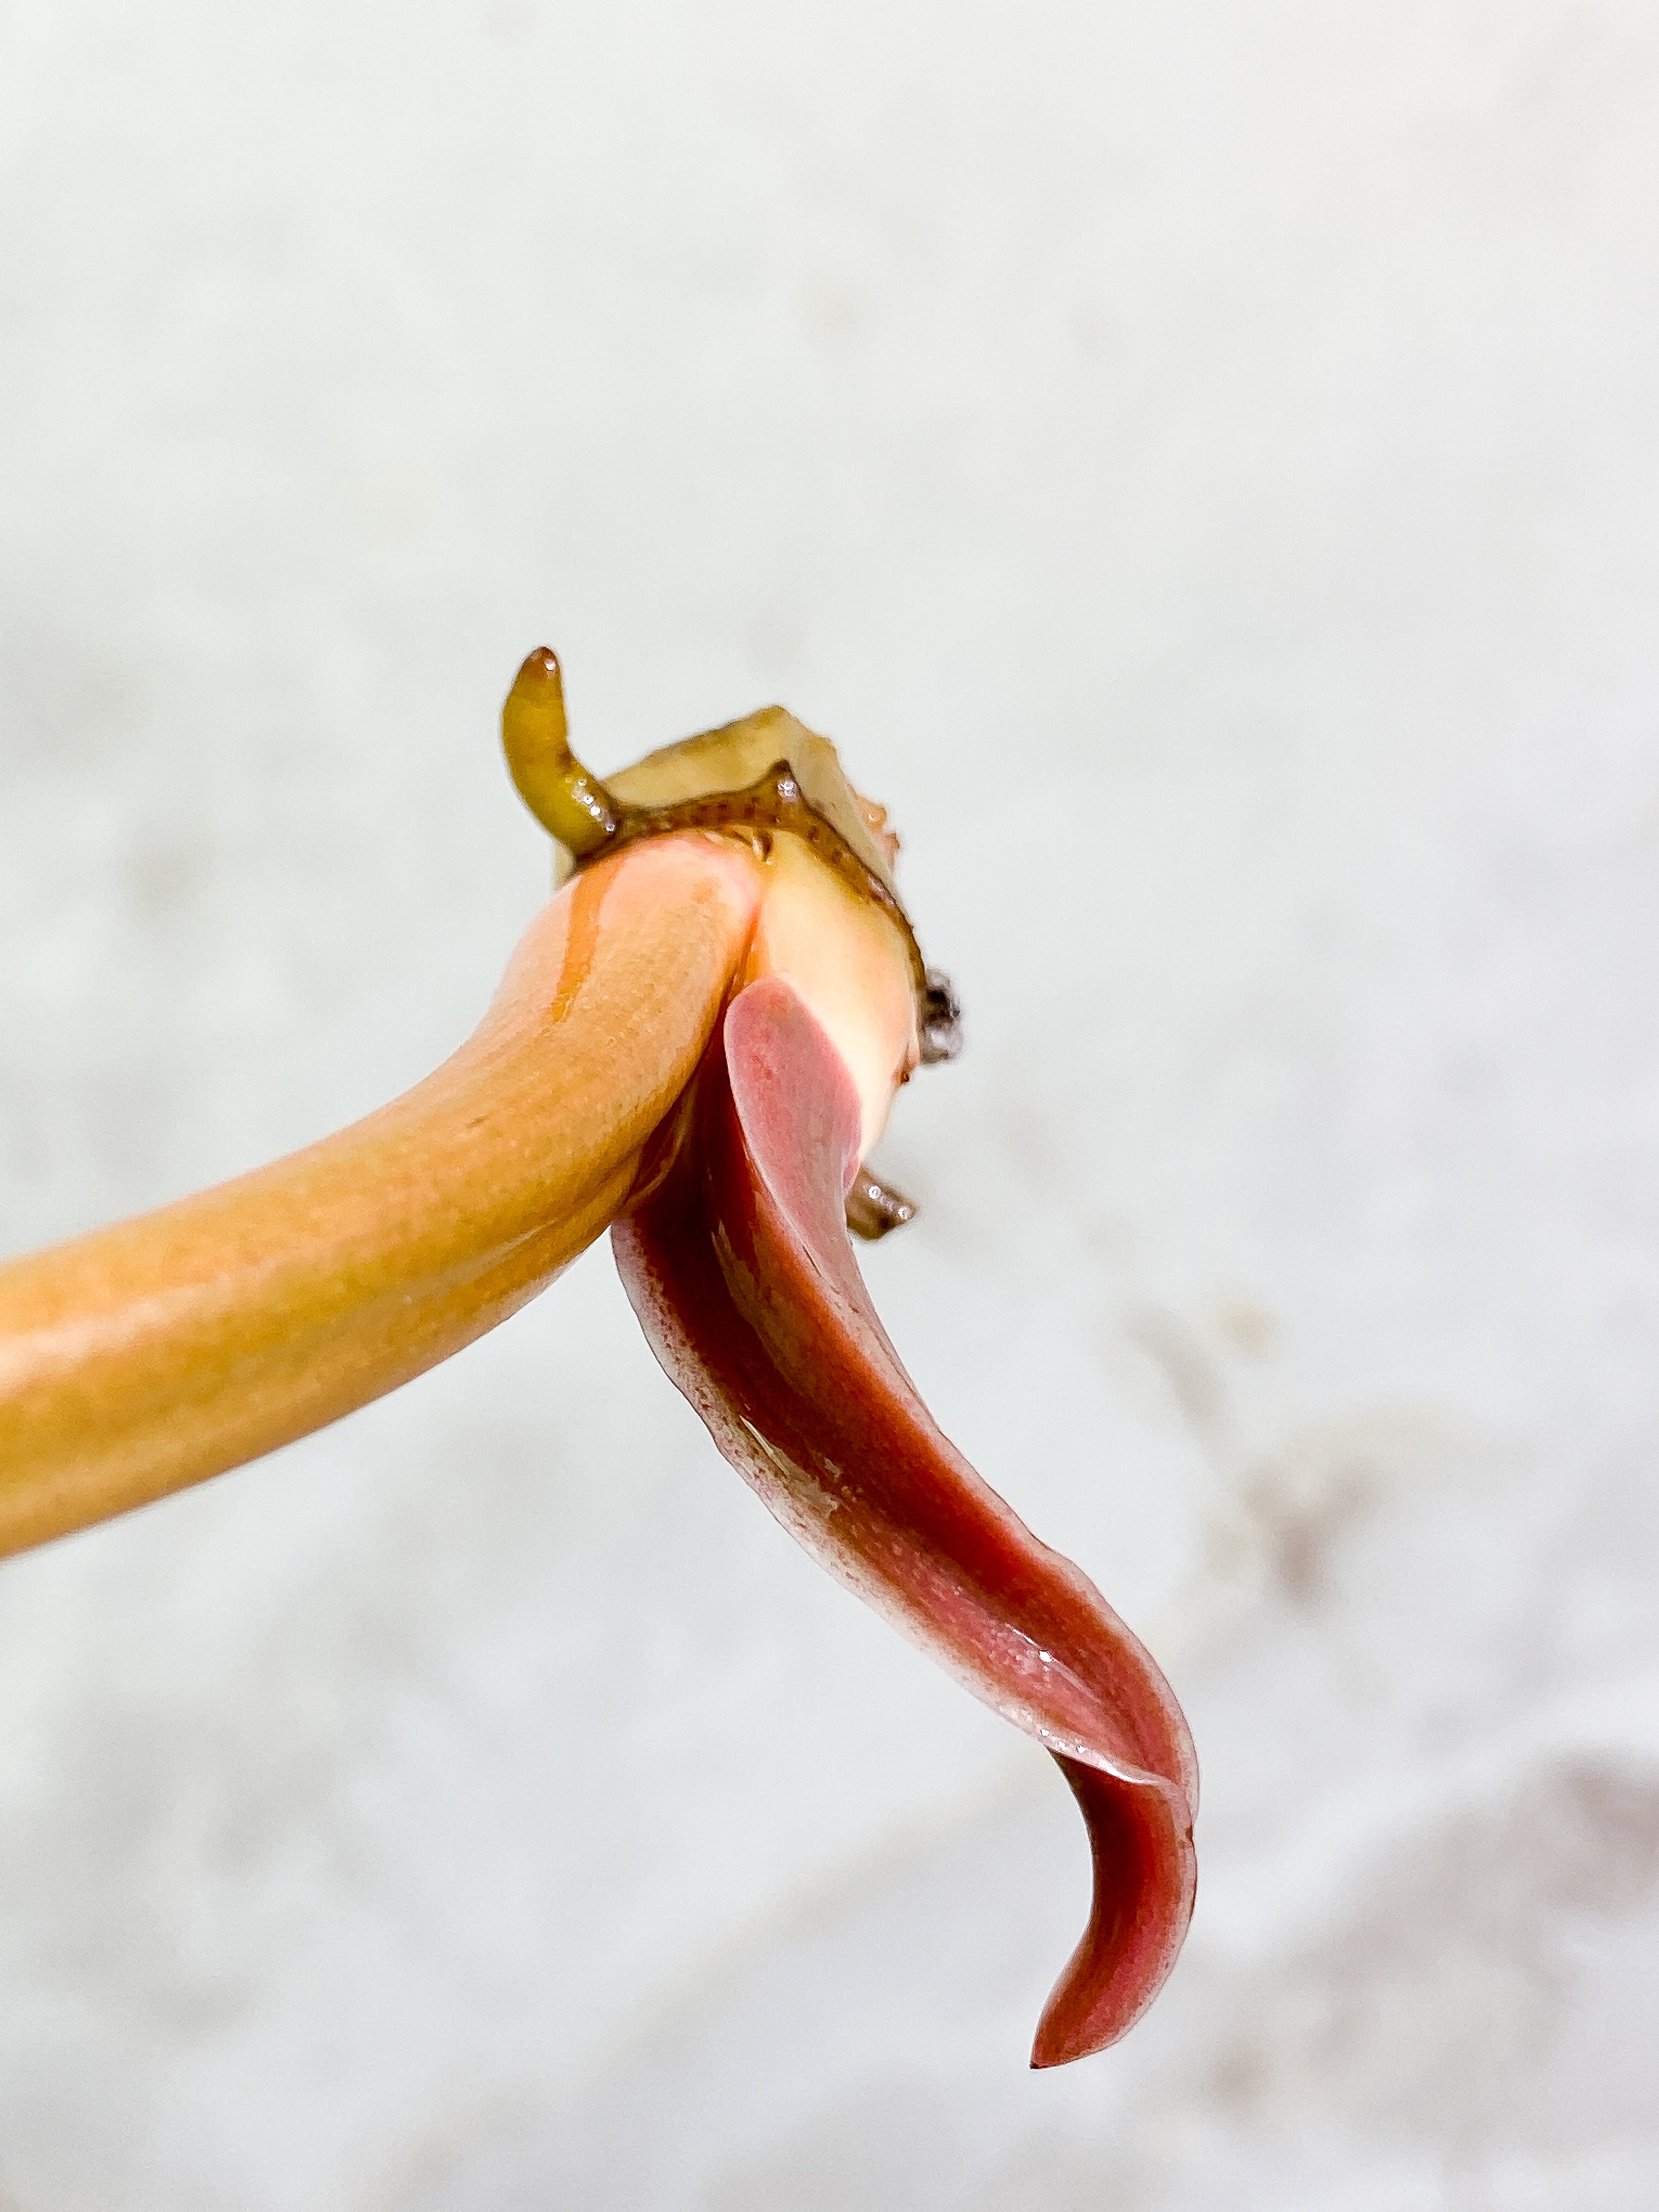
4 2 1659 2205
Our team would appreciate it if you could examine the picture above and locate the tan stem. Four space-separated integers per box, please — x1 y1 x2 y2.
0 835 765 1558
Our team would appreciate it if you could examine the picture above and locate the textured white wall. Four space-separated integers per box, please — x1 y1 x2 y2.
3 3 1659 2206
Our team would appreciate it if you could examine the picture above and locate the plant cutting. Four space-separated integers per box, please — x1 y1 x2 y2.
0 651 1197 2065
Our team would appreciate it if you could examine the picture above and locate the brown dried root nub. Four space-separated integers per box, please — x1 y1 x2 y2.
501 647 963 1069
844 1171 917 1241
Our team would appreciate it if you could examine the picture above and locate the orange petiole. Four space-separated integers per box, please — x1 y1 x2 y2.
0 831 766 1555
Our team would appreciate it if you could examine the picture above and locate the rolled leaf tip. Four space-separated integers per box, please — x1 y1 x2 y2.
614 975 1197 2066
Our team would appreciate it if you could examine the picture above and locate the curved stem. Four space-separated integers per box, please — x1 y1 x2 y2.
0 835 764 1558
